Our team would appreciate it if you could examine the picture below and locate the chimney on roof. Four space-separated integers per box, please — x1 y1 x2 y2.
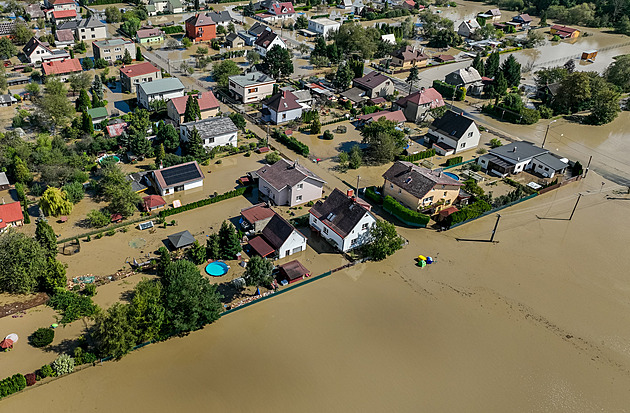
347 189 354 198
513 146 517 152
293 159 298 168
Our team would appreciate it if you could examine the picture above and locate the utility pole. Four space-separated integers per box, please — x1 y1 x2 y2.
569 193 582 221
356 175 361 196
584 155 592 177
489 214 501 243
542 119 556 148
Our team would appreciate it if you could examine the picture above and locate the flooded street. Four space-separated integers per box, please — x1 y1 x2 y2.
4 173 630 412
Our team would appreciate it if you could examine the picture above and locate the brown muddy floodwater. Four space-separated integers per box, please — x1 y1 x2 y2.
4 173 630 412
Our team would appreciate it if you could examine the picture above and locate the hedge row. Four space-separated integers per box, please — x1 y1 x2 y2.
87 0 121 5
0 374 27 399
159 187 247 218
162 25 184 34
273 131 309 156
432 80 465 101
482 104 540 125
365 186 383 205
446 156 463 166
383 196 430 227
298 117 345 132
400 148 435 162
58 214 149 244
448 200 492 226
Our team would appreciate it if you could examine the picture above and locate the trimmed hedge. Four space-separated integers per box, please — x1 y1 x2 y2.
162 25 184 34
383 196 430 227
446 156 463 166
159 187 247 218
272 130 309 156
400 148 435 162
365 186 383 205
0 374 27 399
448 200 492 226
432 80 465 101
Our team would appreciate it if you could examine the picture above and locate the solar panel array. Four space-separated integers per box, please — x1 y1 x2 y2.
160 163 201 186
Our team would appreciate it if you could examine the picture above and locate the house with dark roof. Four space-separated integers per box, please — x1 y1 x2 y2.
167 92 220 124
248 214 306 259
426 110 480 155
477 142 569 178
23 37 69 64
226 32 245 48
309 188 376 252
458 19 481 38
394 87 445 122
0 202 24 233
352 71 395 99
120 62 162 93
390 46 429 69
167 230 196 249
277 260 310 284
179 116 238 150
509 13 533 29
382 161 463 212
137 77 185 109
256 159 325 206
149 161 205 196
240 202 276 232
261 90 305 124
126 171 149 193
92 38 135 62
0 172 10 190
185 13 217 43
207 11 232 26
59 17 107 41
477 8 501 24
254 29 286 56
0 94 17 107
445 66 484 96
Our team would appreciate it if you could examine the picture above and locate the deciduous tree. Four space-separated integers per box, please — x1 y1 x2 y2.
262 45 294 79
245 255 274 287
361 220 403 261
0 232 48 294
40 187 73 217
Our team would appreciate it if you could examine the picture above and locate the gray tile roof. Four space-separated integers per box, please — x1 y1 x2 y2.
310 188 372 238
182 117 238 138
76 17 106 29
430 110 476 140
0 171 9 186
168 230 196 249
93 38 132 48
262 214 301 249
229 71 274 87
534 153 568 170
256 159 324 190
449 67 482 84
137 77 185 95
490 142 548 162
382 161 462 200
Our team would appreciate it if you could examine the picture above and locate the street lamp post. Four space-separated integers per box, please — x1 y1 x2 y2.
542 119 557 148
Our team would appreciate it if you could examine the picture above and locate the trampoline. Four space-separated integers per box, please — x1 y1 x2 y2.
206 261 229 277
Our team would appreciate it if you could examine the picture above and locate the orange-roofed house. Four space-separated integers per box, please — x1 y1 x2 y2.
550 25 580 39
394 87 445 122
0 202 24 233
51 9 77 25
357 109 406 125
41 58 82 81
119 62 162 93
166 91 220 125
143 195 167 212
185 13 217 43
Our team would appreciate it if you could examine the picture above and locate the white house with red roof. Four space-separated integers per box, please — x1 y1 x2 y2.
119 62 162 93
261 90 305 124
41 58 82 81
51 9 77 25
261 1 295 21
167 92 220 125
394 87 445 122
0 202 24 233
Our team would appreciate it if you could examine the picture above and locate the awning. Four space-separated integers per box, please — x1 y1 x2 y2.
248 236 275 257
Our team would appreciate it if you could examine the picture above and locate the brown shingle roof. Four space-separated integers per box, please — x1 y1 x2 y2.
310 188 372 238
353 71 390 91
256 159 324 191
382 161 462 200
262 90 301 113
241 203 276 224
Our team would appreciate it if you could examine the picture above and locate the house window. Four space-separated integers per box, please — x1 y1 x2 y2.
351 238 358 246
544 167 549 171
460 142 465 148
361 223 369 230
208 137 215 143
468 131 473 137
398 189 402 194
446 199 451 205
443 191 447 197
116 55 122 59
424 196 433 205
114 47 121 52
297 183 303 190
390 184 394 189
296 195 302 201
248 87 258 93
323 226 328 234
282 113 287 119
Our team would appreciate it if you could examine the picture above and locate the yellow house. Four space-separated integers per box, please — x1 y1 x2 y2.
390 46 429 70
382 161 463 213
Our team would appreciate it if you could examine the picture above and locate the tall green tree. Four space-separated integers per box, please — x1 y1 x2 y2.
334 62 354 91
135 46 144 62
471 52 485 77
39 187 73 217
406 66 419 94
156 246 171 277
12 156 32 184
155 143 165 166
361 220 403 261
605 55 630 92
92 75 104 102
361 118 406 164
187 240 207 264
75 89 92 112
349 58 364 79
129 279 165 343
212 60 241 88
0 37 17 59
12 21 33 45
42 257 67 292
130 132 151 157
0 232 48 294
36 79 74 129
81 111 94 135
92 303 137 359
484 51 500 78
218 221 241 259
100 165 140 217
156 122 180 152
183 95 201 123
228 112 246 130
245 255 274 287
262 45 294 79
184 127 206 160
35 220 58 259
587 83 621 125
501 55 521 88
206 233 220 259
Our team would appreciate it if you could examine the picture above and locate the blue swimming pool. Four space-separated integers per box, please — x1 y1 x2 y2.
206 261 229 277
444 172 460 181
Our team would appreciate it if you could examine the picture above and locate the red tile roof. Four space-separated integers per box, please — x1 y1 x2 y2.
357 110 406 123
42 58 82 76
395 87 444 109
270 2 295 15
52 9 77 19
143 195 167 211
169 92 219 115
248 235 275 257
52 0 75 4
106 122 128 137
0 202 23 230
119 62 160 78
241 203 276 224
551 25 579 35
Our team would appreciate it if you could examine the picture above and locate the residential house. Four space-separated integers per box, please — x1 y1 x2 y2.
401 0 416 10
0 172 9 190
0 202 24 233
41 58 82 81
434 54 455 63
207 11 232 26
309 188 376 252
58 18 107 41
394 87 445 122
390 45 429 69
357 109 406 125
445 66 483 95
226 32 245 48
126 170 149 192
86 107 108 124
264 215 307 259
425 110 480 155
458 19 480 38
477 142 568 178
136 77 185 109
477 8 501 24
338 0 353 10
92 38 135 62
150 0 184 13
149 161 204 196
254 29 286 56
353 0 365 14
382 161 463 212
44 0 76 11
179 116 238 150
23 37 69 64
51 10 77 25
55 29 75 46
307 18 340 37
248 22 269 37
256 159 325 206
185 13 217 43
229 71 276 103
0 95 17 107
106 121 128 138
261 90 305 124
167 91 220 124
142 195 167 212
240 202 276 232
352 71 395 99
26 4 45 19
120 61 162 93
277 260 310 284
550 25 580 39
509 13 533 29
291 89 313 107
265 1 296 21
136 28 165 44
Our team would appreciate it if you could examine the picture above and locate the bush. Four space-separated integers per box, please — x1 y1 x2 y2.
448 200 492 226
265 151 281 164
48 289 99 324
83 284 97 297
159 187 247 218
0 374 27 398
383 196 430 227
446 156 463 166
162 25 184 34
322 130 334 140
489 138 503 148
73 347 97 365
87 209 110 228
538 105 553 119
399 148 435 162
365 186 383 205
28 328 55 348
25 373 37 387
432 80 465 101
52 354 75 376
38 364 53 379
272 130 309 156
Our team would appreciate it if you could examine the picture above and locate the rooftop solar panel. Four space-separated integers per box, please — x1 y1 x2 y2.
160 163 202 187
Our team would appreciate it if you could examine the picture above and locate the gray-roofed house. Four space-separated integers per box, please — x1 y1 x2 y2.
261 90 305 124
382 161 463 212
92 38 135 62
149 160 204 196
261 214 307 259
229 71 276 103
425 110 480 155
126 171 150 193
458 19 481 38
0 171 10 190
136 77 185 109
0 94 17 107
168 230 196 249
254 29 286 57
256 159 325 206
179 116 238 150
445 67 484 96
26 4 45 19
309 188 376 252
477 142 568 178
226 32 245 48
207 11 232 26
351 71 395 99
60 17 107 41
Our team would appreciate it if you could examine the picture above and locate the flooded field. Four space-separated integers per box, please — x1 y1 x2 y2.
3 172 630 411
